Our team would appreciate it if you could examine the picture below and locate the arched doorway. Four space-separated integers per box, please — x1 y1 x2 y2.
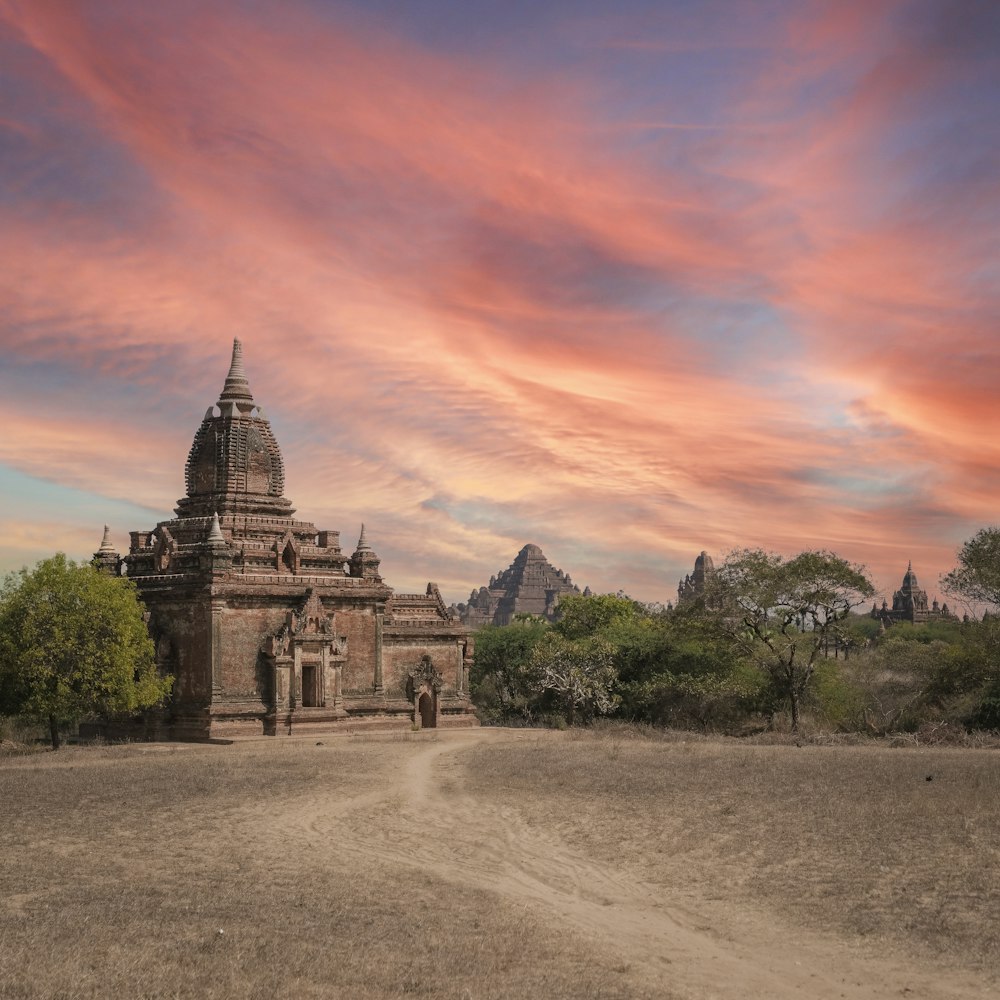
418 692 436 728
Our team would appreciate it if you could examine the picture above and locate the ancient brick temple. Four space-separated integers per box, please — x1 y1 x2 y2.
870 561 957 628
102 340 474 738
676 551 716 606
453 543 584 627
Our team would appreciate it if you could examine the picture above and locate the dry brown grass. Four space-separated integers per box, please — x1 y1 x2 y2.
0 737 648 1000
2 729 998 999
462 730 1000 974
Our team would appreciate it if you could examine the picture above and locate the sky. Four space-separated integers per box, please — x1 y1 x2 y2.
1 0 998 608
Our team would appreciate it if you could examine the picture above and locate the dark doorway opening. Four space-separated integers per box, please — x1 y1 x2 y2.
418 692 435 728
302 664 319 707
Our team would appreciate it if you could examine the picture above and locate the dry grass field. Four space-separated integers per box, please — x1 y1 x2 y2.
1 727 997 1000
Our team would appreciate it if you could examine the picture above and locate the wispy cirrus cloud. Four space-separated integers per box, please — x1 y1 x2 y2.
0 0 996 601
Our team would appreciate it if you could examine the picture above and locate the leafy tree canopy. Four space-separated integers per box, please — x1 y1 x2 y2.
699 548 875 731
554 593 641 639
469 616 549 724
0 554 171 748
530 632 619 725
943 526 1000 610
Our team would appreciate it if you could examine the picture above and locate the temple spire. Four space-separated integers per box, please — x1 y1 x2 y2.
98 525 116 554
92 525 119 575
350 523 381 581
207 511 226 545
219 338 254 403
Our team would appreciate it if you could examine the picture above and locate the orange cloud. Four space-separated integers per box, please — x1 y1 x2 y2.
0 0 995 601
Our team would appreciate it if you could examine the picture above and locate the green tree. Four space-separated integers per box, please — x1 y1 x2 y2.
0 554 171 749
932 528 1000 729
530 632 619 725
924 619 1000 730
943 527 1000 609
553 592 640 639
610 612 760 729
701 549 876 732
470 616 549 724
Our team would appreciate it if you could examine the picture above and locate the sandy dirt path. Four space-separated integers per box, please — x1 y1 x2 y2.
266 729 991 1000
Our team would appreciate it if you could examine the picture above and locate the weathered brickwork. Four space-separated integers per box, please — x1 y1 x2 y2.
97 340 475 739
452 543 584 627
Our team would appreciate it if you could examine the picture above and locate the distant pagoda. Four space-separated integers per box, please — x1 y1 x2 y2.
453 543 585 627
870 561 957 627
677 551 716 606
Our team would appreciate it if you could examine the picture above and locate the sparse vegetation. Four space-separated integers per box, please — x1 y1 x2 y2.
461 730 1000 976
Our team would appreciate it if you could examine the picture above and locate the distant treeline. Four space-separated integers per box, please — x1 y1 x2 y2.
471 530 1000 736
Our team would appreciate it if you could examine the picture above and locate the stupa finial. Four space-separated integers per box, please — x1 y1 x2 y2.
349 523 380 580
207 511 226 545
98 525 116 554
356 523 370 551
219 338 254 403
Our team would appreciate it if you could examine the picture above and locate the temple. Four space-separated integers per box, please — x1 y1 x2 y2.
452 543 584 627
677 551 716 606
96 340 474 739
870 561 957 627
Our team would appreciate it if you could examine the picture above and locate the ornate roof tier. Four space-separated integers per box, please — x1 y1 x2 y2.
175 339 294 519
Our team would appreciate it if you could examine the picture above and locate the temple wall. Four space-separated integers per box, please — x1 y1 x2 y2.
383 639 463 697
338 608 378 693
220 604 287 700
139 595 210 707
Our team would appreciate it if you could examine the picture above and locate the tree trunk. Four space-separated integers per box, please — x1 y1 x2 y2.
789 690 800 733
48 714 61 751
565 699 575 726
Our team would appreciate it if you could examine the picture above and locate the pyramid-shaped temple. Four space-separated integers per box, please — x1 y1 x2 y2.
100 341 474 738
454 543 583 627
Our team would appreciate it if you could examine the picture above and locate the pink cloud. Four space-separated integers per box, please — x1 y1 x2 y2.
0 0 995 600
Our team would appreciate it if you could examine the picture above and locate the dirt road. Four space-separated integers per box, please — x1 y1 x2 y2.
264 728 990 1000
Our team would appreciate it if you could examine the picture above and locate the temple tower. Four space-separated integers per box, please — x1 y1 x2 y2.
115 340 474 739
454 543 583 627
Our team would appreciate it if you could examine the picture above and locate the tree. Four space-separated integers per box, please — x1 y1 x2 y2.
609 611 761 730
554 593 640 639
530 633 619 725
943 527 1000 610
934 528 1000 730
840 638 945 735
701 549 875 732
470 616 549 724
0 554 171 749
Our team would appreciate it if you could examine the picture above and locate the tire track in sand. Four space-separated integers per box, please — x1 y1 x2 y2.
264 730 993 1000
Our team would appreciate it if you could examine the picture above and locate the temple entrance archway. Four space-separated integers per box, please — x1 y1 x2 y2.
418 692 436 728
301 664 319 707
406 654 443 730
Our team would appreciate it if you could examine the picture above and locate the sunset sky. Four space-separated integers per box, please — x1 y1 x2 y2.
1 0 998 607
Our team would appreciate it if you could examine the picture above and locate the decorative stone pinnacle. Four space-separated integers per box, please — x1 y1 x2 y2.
219 338 254 402
356 523 370 551
207 511 226 545
98 525 117 554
